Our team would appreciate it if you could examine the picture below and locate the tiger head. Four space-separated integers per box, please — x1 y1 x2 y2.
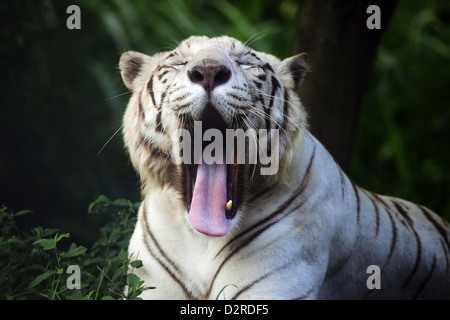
120 36 308 237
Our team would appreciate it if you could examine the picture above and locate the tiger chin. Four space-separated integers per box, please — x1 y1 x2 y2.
119 35 450 300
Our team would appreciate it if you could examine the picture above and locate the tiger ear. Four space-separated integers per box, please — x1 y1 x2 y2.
280 53 309 90
119 51 150 92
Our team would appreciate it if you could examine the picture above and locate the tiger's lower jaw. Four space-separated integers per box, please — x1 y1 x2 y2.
183 162 239 237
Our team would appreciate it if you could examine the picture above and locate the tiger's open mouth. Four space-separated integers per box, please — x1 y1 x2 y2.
181 103 240 237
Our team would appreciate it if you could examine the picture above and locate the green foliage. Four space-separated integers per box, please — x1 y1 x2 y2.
82 0 300 57
0 197 154 300
351 1 450 220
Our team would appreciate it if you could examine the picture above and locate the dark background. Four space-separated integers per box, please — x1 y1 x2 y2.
1 0 449 245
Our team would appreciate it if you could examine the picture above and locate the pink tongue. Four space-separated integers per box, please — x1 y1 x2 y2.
188 162 228 237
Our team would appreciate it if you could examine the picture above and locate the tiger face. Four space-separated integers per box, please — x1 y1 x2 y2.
120 36 308 237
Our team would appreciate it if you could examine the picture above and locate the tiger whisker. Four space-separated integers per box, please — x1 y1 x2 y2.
155 36 180 51
243 31 267 48
248 88 297 110
97 124 124 156
246 89 304 134
105 91 131 100
241 100 289 137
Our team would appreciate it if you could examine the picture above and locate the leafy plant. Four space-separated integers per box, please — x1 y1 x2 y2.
0 196 154 300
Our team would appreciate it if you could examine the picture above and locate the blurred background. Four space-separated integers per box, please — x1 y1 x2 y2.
1 0 449 245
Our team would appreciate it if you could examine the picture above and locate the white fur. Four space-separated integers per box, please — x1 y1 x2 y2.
122 36 450 299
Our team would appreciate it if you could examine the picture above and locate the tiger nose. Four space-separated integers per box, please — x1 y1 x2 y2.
188 65 231 92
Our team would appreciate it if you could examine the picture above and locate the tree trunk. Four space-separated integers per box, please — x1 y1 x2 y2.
294 0 397 172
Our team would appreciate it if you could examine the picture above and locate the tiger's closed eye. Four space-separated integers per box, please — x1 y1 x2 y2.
171 62 187 70
235 60 259 70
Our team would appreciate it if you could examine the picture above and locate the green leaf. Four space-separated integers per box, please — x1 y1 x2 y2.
111 267 123 283
33 238 56 250
88 194 111 214
132 202 141 211
28 270 55 288
63 246 87 258
126 273 144 289
118 249 129 262
6 238 23 245
130 260 143 268
100 194 112 202
101 295 115 300
40 228 60 237
14 209 32 217
88 202 96 215
111 198 130 207
56 233 70 242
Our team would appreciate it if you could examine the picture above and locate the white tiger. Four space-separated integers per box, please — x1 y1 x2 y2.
119 35 450 299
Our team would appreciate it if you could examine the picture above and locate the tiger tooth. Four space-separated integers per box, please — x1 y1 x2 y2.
226 200 232 211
